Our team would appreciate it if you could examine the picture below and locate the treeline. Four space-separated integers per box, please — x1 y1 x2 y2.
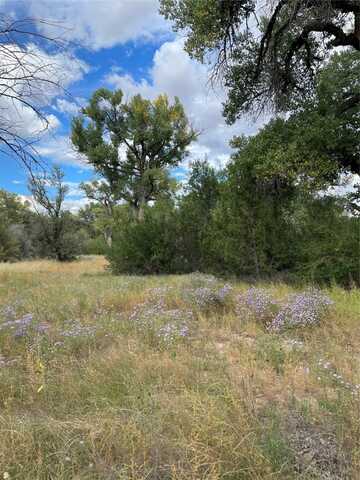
0 186 98 263
2 157 356 287
1 50 359 286
0 167 110 262
107 159 358 286
79 51 358 286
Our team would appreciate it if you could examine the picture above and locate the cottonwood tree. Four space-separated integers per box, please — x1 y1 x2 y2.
71 89 196 221
227 51 360 182
80 180 118 246
28 166 79 261
160 0 360 118
0 15 69 169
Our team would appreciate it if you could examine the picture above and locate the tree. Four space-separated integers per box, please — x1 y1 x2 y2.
291 195 359 286
0 15 69 169
0 222 20 262
80 180 118 246
160 0 360 117
71 89 196 220
0 188 31 224
28 166 80 261
294 50 360 175
221 51 359 183
107 200 182 274
179 159 222 270
204 135 297 278
0 189 33 261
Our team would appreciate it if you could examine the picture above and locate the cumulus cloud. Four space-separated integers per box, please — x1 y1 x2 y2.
19 192 89 213
0 42 88 107
63 181 87 197
62 197 89 213
25 0 169 50
106 38 266 169
0 101 60 139
326 173 360 197
55 98 83 117
36 135 89 168
0 41 88 153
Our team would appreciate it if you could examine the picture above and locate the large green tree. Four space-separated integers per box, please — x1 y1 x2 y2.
71 89 196 220
80 180 118 246
160 0 360 116
28 166 81 261
224 51 359 182
178 159 222 271
204 135 297 277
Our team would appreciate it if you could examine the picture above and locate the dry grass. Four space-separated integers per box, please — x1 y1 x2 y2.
0 257 359 479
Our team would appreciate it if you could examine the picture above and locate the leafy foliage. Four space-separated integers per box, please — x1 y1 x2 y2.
107 200 184 274
72 89 196 220
28 166 83 261
160 0 360 116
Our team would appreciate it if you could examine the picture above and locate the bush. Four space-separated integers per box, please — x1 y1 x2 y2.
0 223 20 262
235 287 333 332
107 202 187 274
82 235 108 255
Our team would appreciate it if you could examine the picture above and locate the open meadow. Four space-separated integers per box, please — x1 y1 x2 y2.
0 257 359 479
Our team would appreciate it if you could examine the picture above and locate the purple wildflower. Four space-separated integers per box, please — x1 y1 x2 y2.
0 313 33 337
236 288 276 322
269 289 333 331
60 321 97 338
34 323 50 334
187 283 232 310
157 321 190 344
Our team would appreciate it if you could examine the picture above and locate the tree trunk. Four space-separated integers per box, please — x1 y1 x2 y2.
248 214 260 278
104 229 112 248
137 195 146 222
53 218 63 261
355 12 360 46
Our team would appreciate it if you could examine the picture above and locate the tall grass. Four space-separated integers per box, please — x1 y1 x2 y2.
0 258 359 479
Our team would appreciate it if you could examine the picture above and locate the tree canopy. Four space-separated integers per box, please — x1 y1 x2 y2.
226 51 360 182
160 0 360 117
71 88 196 220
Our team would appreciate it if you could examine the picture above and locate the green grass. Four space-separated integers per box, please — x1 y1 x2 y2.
0 257 359 479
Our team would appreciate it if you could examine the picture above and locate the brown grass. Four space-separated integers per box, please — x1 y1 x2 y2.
0 257 359 479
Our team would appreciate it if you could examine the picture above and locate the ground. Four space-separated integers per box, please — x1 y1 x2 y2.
0 257 359 479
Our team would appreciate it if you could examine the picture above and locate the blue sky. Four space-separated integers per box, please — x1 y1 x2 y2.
0 0 263 211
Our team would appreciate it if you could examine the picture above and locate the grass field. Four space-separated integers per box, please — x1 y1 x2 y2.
0 257 359 479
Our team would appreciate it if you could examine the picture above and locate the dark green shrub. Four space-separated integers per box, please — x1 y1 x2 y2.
0 223 20 262
107 201 187 274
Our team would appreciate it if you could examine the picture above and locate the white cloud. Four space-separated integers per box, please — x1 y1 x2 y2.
19 192 89 213
106 38 265 168
0 42 88 107
63 181 87 197
25 0 169 50
36 135 89 168
0 99 61 140
55 98 83 117
326 173 360 197
62 197 89 213
0 41 88 152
